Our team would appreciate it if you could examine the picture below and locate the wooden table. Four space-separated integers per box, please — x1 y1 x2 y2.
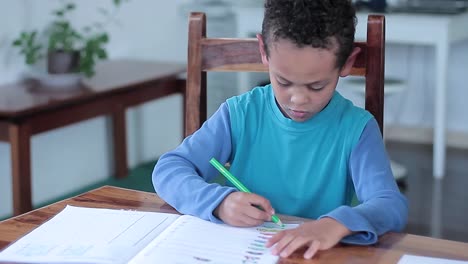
1 186 467 263
0 60 185 216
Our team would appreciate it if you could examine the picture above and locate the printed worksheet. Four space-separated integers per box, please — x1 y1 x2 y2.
129 215 299 264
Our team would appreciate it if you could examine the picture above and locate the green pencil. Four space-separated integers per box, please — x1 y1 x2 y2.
209 157 283 226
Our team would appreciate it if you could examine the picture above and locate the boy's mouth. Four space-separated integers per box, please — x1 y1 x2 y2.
289 109 308 119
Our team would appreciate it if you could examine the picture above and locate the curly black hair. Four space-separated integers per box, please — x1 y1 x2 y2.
262 0 356 69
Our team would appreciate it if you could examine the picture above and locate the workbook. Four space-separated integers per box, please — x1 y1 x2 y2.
0 205 299 264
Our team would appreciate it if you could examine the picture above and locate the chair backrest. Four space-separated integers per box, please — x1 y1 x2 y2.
185 12 385 137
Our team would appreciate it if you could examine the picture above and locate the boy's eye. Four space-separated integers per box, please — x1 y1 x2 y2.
307 84 326 91
276 79 291 87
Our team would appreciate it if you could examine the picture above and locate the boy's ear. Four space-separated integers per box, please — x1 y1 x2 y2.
256 34 269 66
339 47 361 77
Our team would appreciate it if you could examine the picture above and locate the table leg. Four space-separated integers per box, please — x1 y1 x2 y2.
433 41 448 179
9 123 32 215
112 106 128 179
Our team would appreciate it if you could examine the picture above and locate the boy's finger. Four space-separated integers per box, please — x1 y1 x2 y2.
280 236 308 258
304 240 320 259
265 231 285 247
242 203 271 221
246 193 275 215
270 233 294 256
239 212 265 226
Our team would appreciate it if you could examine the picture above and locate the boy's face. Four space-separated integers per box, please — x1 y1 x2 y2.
257 35 357 122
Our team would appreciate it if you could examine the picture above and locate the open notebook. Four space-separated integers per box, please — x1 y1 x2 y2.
0 206 299 264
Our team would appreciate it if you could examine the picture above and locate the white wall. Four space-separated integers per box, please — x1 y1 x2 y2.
337 42 468 134
0 0 191 218
0 1 29 84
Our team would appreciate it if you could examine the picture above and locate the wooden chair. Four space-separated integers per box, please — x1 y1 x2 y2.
185 12 385 137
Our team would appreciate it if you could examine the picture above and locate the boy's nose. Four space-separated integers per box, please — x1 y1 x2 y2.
290 91 309 106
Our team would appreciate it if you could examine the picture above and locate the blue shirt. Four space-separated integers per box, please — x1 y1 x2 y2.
227 86 372 219
153 87 408 245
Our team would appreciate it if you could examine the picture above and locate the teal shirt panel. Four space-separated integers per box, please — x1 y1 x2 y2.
226 85 372 219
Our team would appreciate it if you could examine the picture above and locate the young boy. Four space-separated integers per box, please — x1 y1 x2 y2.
153 0 408 259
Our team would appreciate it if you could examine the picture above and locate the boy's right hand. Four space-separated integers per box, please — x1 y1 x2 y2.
214 192 274 227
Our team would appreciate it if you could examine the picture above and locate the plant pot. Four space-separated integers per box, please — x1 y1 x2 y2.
47 50 80 74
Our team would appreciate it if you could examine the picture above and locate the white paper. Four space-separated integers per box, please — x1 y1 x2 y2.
129 215 299 264
0 205 179 263
0 206 299 264
399 254 468 264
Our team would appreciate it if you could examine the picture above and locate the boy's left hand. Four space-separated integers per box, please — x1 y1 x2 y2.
265 217 351 259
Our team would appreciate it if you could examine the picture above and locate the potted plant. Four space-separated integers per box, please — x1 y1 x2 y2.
12 0 127 80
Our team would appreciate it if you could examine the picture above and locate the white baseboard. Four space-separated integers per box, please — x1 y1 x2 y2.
385 125 468 149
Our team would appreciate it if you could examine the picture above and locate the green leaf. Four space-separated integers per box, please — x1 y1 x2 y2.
99 33 109 43
113 0 129 8
33 45 42 52
97 49 107 59
12 39 22 46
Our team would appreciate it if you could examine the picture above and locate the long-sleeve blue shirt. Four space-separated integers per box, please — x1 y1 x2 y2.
153 101 408 245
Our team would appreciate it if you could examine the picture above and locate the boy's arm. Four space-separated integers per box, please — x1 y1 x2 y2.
320 118 409 245
152 103 236 223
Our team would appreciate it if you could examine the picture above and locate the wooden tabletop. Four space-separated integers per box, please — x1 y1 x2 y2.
1 186 467 263
0 59 185 117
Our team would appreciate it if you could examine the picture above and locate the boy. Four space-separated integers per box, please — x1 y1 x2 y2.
153 0 408 259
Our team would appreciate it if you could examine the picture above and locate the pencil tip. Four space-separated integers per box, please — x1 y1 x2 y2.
276 220 283 226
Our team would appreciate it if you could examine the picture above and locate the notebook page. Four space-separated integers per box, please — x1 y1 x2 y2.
129 215 299 264
0 206 179 264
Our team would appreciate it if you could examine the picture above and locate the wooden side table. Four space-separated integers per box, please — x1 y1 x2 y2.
0 59 186 216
